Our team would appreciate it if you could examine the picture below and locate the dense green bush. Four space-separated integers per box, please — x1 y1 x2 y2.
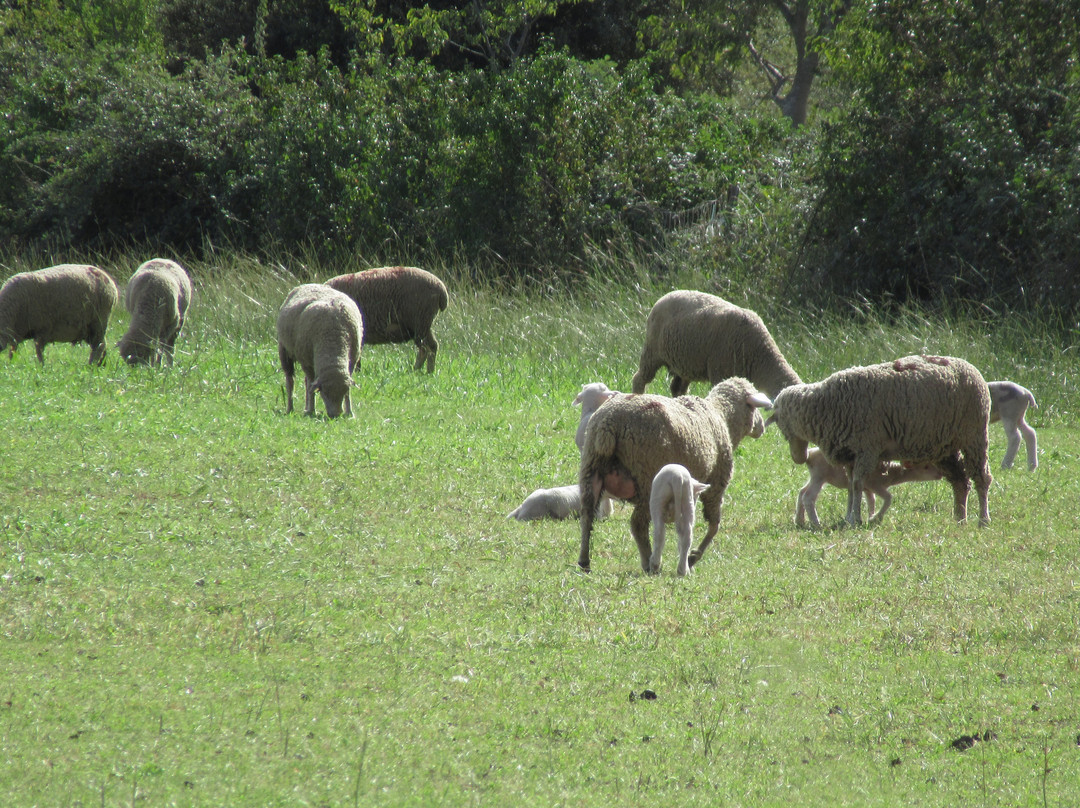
797 0 1080 317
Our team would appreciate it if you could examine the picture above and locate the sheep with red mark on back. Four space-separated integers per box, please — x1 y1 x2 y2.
578 377 771 574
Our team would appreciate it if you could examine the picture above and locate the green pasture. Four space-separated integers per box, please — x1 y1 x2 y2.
1 258 1078 806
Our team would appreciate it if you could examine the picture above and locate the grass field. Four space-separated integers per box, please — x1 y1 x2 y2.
1 256 1078 806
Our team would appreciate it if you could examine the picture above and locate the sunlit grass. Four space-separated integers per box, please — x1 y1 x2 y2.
0 254 1077 806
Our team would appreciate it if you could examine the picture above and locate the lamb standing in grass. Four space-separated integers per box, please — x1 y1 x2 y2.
766 354 992 526
649 464 710 576
578 377 772 573
795 448 943 528
632 290 801 398
325 266 448 372
987 380 1038 470
0 264 118 365
276 284 363 418
117 258 193 366
574 382 621 451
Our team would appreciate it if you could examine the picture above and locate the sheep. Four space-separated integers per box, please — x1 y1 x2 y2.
0 264 118 365
117 258 193 366
276 284 363 419
631 290 801 399
649 464 710 576
795 448 943 528
573 382 621 451
325 266 448 372
987 381 1038 470
577 377 772 573
507 484 615 521
765 354 992 527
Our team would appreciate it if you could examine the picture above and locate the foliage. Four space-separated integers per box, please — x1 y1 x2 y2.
798 0 1080 317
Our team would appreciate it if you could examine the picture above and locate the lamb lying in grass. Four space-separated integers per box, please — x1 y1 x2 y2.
795 448 943 528
508 382 620 522
987 381 1038 470
507 484 614 521
649 464 710 576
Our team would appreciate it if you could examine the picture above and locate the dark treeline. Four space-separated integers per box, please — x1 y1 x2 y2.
1 0 1077 318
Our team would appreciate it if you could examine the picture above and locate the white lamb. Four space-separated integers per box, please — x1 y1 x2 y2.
507 484 614 521
508 382 621 522
987 381 1038 470
649 464 710 576
795 448 943 528
573 382 620 451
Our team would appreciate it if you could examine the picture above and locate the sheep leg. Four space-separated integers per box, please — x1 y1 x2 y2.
796 484 819 528
630 355 660 394
999 417 1022 469
1020 418 1038 470
649 509 667 574
846 458 877 525
630 505 654 574
34 339 46 364
416 329 438 373
669 375 690 397
688 496 721 568
867 488 890 524
936 453 970 522
577 474 604 572
964 448 993 527
303 375 317 416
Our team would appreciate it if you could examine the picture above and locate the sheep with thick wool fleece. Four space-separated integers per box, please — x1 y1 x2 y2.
325 266 447 372
795 447 943 528
578 377 771 573
987 381 1038 470
276 284 363 419
649 464 710 576
632 290 801 399
766 354 992 526
117 258 193 366
0 264 118 365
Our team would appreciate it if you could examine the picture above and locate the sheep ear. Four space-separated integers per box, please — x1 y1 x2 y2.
747 392 773 409
763 413 777 430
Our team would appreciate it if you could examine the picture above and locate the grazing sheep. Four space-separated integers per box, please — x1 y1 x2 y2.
795 448 943 528
325 266 448 372
649 464 710 576
766 354 992 526
0 264 118 365
632 290 801 398
574 382 621 451
987 381 1038 470
117 258 193 366
276 284 363 418
507 484 615 521
578 377 772 573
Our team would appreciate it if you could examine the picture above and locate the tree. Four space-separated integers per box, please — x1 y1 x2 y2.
745 0 851 126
